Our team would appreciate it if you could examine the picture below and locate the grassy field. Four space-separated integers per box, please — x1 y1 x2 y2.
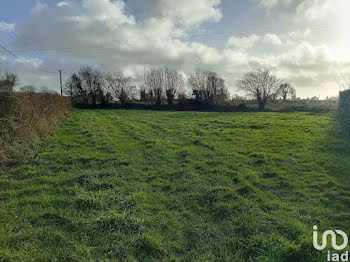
1 110 350 261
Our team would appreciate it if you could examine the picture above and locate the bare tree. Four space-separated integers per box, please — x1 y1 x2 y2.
79 66 105 105
207 71 229 104
189 69 209 103
139 84 154 103
164 67 184 106
337 74 350 91
65 73 87 104
237 69 281 110
0 73 18 92
279 83 296 101
140 85 147 102
64 66 106 106
189 69 229 105
106 72 134 105
145 67 164 105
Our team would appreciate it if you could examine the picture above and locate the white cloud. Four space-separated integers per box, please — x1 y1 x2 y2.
263 34 282 46
0 22 15 32
154 0 222 26
14 57 44 68
0 0 349 98
256 0 338 22
223 31 349 97
297 0 336 21
3 0 222 90
57 2 69 7
64 0 136 29
256 0 292 8
126 0 222 27
226 33 282 51
287 29 312 39
30 2 48 14
226 35 260 50
274 42 346 96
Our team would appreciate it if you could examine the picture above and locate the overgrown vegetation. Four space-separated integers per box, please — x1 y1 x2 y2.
338 89 350 135
0 78 71 171
1 110 349 261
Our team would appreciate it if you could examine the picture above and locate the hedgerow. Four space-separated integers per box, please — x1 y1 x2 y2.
0 91 70 171
338 90 350 135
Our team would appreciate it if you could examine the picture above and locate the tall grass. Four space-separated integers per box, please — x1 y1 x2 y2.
0 91 70 171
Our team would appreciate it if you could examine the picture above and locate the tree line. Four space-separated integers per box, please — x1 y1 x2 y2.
64 66 232 108
1 67 297 111
65 66 298 110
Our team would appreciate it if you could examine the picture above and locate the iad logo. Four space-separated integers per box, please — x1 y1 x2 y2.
313 225 349 261
313 225 348 250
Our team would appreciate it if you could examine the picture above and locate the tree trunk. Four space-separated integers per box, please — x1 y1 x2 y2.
166 90 174 106
156 96 162 106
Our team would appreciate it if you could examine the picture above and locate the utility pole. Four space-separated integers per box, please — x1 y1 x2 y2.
59 70 63 96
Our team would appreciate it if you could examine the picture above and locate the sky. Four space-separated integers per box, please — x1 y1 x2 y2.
1 0 350 98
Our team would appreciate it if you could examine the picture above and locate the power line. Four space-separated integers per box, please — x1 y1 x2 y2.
0 22 335 76
0 25 328 54
0 22 59 75
1 22 64 95
0 44 56 74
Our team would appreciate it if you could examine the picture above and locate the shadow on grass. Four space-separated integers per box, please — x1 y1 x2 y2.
318 123 350 231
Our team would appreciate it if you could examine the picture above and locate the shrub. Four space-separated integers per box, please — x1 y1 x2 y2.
0 91 70 171
338 90 350 135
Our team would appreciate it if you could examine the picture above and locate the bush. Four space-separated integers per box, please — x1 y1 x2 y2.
0 91 70 171
338 90 350 135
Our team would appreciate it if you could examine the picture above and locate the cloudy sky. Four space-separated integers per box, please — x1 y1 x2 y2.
1 0 350 98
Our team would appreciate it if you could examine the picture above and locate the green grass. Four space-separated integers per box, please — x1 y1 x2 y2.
1 110 350 261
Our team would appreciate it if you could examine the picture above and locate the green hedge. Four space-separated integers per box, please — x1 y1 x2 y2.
338 90 350 135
